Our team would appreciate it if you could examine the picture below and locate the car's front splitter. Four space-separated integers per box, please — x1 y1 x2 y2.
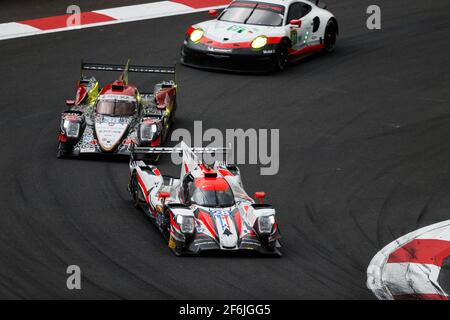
173 235 281 256
181 42 279 73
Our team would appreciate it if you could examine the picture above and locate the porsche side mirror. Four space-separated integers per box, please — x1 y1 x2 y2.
66 99 75 106
208 9 219 18
254 191 266 204
316 1 327 9
289 19 302 27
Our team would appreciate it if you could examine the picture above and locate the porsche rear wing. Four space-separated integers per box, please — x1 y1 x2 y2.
80 60 176 83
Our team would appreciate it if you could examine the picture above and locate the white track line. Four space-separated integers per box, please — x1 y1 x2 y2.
0 1 228 41
0 22 41 40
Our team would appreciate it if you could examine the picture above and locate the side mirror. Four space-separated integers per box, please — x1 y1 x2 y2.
159 191 170 199
66 99 75 106
208 9 219 18
159 191 171 205
317 1 327 9
289 19 302 27
254 192 266 204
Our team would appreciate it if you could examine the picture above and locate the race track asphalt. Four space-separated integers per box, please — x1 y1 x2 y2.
0 0 449 299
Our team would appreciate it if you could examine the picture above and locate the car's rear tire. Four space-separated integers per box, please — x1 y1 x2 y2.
56 142 68 158
274 42 288 71
323 20 337 53
130 173 140 208
170 98 177 124
163 209 171 241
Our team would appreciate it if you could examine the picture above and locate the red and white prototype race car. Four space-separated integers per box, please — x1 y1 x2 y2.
128 142 282 255
181 0 338 72
57 61 177 160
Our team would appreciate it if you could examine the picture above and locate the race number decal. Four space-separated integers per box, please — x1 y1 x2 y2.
290 30 298 45
227 25 246 33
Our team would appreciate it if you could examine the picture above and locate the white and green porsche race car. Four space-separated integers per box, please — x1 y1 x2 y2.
181 0 338 72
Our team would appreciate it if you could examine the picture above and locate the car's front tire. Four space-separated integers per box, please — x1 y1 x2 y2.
274 42 288 71
164 209 181 255
130 173 141 208
56 142 70 158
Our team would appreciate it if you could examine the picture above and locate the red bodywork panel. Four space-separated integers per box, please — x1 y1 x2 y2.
194 177 229 191
198 211 217 238
155 87 176 109
100 80 137 97
75 84 88 105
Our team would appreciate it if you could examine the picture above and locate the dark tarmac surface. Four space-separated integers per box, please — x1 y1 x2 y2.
0 0 449 299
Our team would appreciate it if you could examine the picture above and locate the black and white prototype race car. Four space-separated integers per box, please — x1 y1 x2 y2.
57 61 177 160
128 142 282 256
181 0 338 72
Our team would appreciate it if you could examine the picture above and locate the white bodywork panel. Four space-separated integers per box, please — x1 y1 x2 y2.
192 0 335 50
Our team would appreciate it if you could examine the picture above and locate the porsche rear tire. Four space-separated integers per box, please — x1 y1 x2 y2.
323 20 337 53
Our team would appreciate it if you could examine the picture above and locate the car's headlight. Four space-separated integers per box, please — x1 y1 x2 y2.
140 123 158 142
190 29 204 43
63 120 80 138
258 215 275 234
177 215 195 234
251 36 268 49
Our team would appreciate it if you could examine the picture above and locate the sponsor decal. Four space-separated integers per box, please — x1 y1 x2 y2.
195 221 205 233
210 209 232 233
168 236 176 249
207 47 233 53
62 113 82 121
230 1 284 13
99 94 136 101
80 146 96 153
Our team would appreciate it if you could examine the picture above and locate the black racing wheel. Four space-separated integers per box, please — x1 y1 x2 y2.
323 20 337 53
56 141 71 158
163 209 171 241
130 173 140 208
274 41 288 71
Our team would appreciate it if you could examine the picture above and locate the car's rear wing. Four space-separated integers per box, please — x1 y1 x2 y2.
131 143 231 178
131 145 230 155
80 59 176 84
131 142 232 178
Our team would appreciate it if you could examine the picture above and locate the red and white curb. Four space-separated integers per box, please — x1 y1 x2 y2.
367 220 450 300
0 0 230 41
